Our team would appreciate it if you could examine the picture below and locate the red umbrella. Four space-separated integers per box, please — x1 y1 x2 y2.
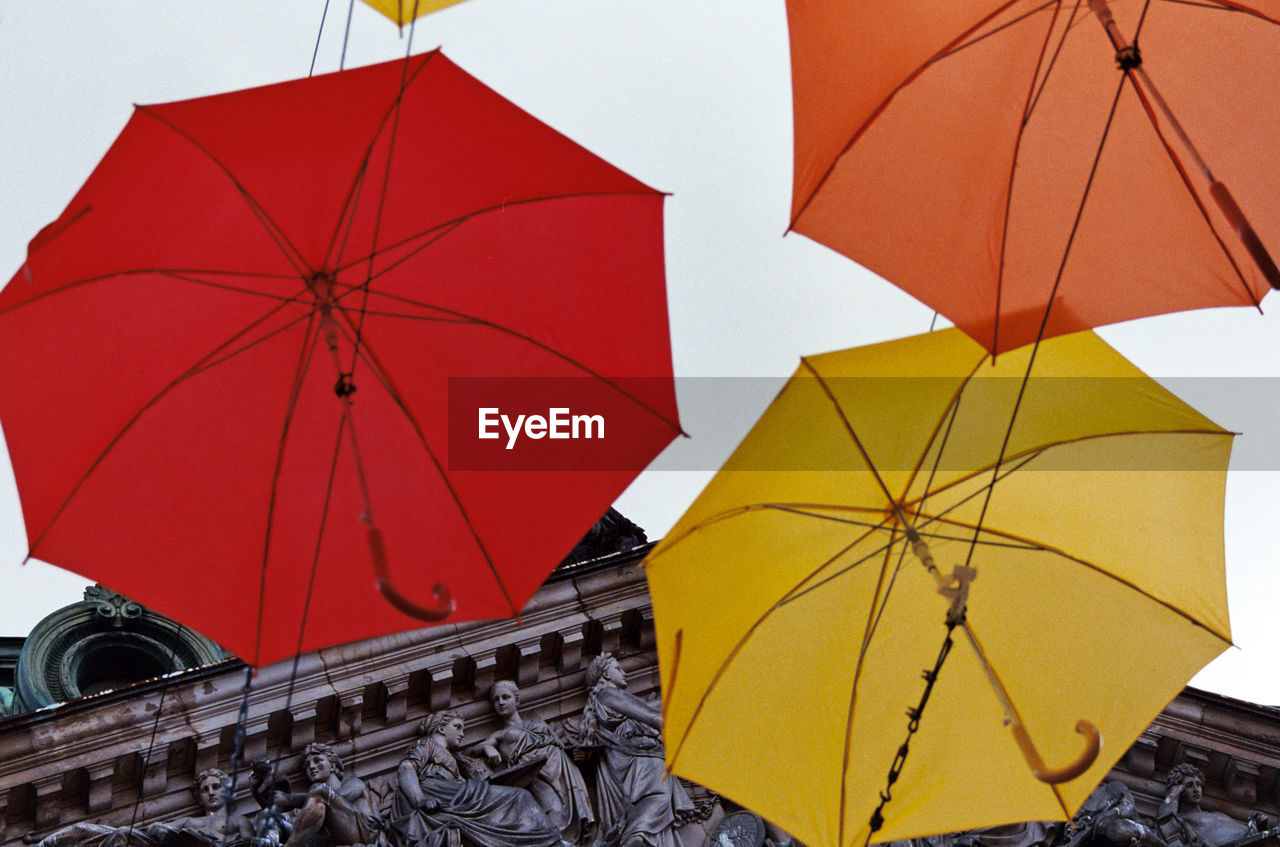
786 0 1280 355
0 51 681 667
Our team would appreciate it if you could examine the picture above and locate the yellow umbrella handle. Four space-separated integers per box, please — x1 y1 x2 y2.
1009 719 1100 784
368 527 457 621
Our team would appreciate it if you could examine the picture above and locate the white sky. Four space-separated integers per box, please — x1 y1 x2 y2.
1 0 1277 705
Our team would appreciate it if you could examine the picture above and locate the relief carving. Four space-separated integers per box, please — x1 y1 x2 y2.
387 710 562 847
53 655 1280 847
1157 765 1278 847
273 743 382 847
580 653 696 847
27 770 255 847
479 681 595 844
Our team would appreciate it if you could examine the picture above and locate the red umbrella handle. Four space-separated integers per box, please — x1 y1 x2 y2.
1010 720 1100 784
367 527 456 621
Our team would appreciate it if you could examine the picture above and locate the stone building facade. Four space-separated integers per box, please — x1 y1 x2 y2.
0 541 1278 847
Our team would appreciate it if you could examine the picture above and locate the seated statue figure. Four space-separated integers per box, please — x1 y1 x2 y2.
389 710 562 847
952 822 1062 847
1065 781 1166 847
276 743 382 847
30 769 254 847
1158 764 1275 847
478 680 595 844
580 653 694 847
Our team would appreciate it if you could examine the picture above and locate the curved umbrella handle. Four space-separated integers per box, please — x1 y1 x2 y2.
1010 720 1100 784
368 527 456 622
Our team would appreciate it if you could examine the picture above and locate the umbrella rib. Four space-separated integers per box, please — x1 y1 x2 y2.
319 49 435 384
337 44 433 379
712 422 1229 614
1121 72 1264 308
954 619 1073 817
253 309 328 666
787 0 1026 230
798 358 899 514
970 75 1130 570
647 407 1046 599
1166 0 1280 26
320 50 437 275
133 105 313 280
333 189 665 282
758 450 1048 607
324 259 683 434
942 0 1062 60
662 517 885 779
24 291 318 566
0 267 309 318
993 0 1071 355
894 353 988 523
900 426 1231 517
917 511 1234 643
321 304 522 618
301 305 477 323
840 536 905 847
1018 0 1080 120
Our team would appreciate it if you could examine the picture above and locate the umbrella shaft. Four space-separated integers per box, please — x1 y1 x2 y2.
1087 0 1212 180
1090 0 1280 288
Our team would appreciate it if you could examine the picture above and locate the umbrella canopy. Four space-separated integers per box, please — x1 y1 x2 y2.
787 0 1280 354
645 328 1232 847
0 50 681 667
360 0 468 26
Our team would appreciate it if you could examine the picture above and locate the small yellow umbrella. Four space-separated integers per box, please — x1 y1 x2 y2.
646 328 1233 847
360 0 468 27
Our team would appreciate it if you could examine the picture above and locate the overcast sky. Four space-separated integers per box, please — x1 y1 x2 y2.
2 0 1278 704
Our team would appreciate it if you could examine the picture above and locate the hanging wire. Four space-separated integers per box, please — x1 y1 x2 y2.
345 0 424 380
865 7 1129 833
340 0 357 70
124 620 189 836
864 3 1106 831
859 382 971 843
224 665 256 840
309 0 333 76
964 47 1129 571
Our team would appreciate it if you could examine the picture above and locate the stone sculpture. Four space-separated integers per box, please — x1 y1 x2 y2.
478 681 594 844
1065 781 1166 847
580 653 694 847
28 769 254 847
1158 764 1276 847
275 743 382 847
389 710 562 847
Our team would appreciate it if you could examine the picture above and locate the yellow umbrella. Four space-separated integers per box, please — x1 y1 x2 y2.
359 0 468 26
645 328 1233 847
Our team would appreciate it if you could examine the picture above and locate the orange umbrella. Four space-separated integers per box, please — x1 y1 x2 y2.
787 0 1280 355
